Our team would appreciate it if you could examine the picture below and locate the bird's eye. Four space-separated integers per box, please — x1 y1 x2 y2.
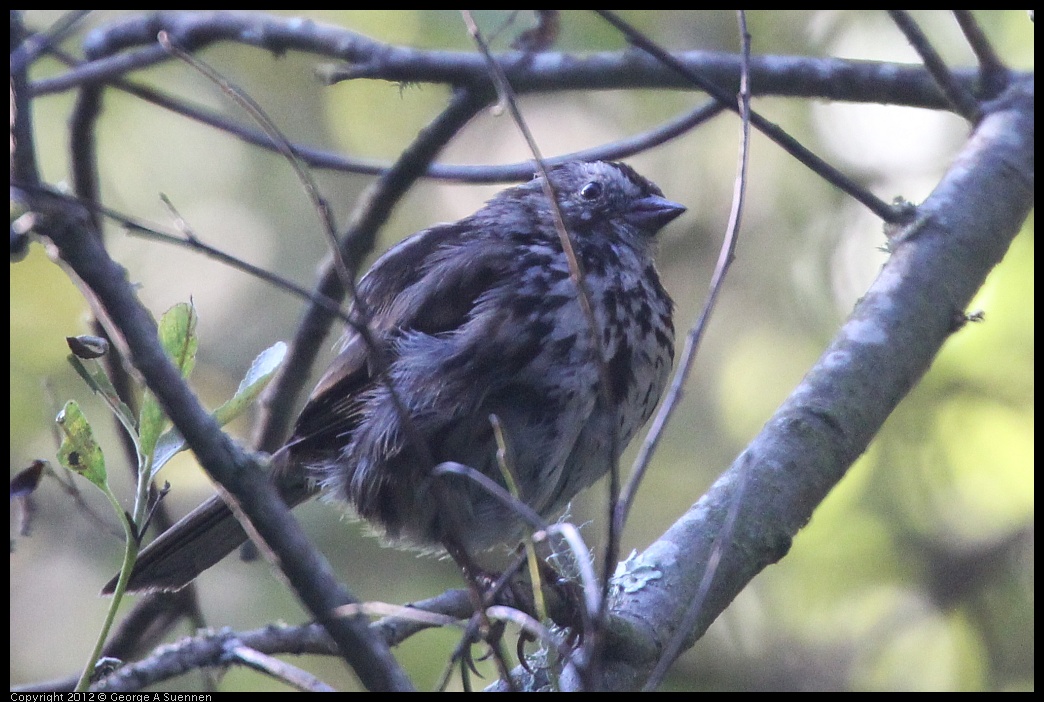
579 181 602 200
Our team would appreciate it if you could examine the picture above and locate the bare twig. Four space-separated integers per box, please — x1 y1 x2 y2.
540 523 600 629
229 644 336 692
616 9 753 534
10 12 41 186
888 10 981 121
951 10 1009 96
10 10 93 74
9 183 354 324
485 605 569 661
252 87 489 452
108 67 722 181
433 462 549 533
157 32 352 296
611 10 753 689
593 9 903 224
156 195 351 322
462 12 622 688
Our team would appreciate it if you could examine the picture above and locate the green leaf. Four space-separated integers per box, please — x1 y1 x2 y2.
55 401 107 489
139 302 199 457
158 302 200 376
149 341 287 478
66 354 140 449
213 341 287 426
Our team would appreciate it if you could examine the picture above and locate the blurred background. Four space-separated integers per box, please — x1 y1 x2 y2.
10 10 1033 691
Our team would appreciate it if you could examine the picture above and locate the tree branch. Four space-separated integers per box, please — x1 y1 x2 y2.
591 74 1033 692
30 10 988 113
28 191 414 692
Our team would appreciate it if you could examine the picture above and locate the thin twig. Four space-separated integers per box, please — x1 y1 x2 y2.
616 4 753 548
158 194 352 323
112 70 721 182
485 605 572 663
594 9 903 224
887 10 981 122
9 183 352 324
433 463 549 533
37 43 172 93
251 87 489 452
229 644 336 692
460 10 612 421
157 32 353 296
10 10 93 74
951 10 1009 96
461 11 619 689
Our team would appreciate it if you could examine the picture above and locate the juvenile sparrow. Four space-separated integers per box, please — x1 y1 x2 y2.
110 160 684 593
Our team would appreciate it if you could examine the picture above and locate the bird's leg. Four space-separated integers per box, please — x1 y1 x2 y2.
441 537 524 690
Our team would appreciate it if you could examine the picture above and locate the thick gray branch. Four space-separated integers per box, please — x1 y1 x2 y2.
593 75 1034 691
28 10 995 111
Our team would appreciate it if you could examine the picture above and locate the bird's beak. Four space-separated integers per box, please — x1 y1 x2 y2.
627 195 686 231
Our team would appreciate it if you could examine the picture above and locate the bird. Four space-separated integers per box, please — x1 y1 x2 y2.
107 160 684 594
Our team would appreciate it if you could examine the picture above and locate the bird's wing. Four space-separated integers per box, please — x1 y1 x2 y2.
288 220 515 451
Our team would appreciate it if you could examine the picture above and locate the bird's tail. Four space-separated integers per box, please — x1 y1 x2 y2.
101 449 313 594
